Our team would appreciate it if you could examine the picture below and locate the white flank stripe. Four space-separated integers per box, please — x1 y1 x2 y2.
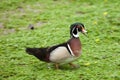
67 44 75 56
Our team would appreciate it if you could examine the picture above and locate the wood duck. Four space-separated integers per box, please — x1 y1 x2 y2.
26 22 87 69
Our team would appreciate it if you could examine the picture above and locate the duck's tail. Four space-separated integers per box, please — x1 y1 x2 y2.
26 48 40 55
25 47 49 62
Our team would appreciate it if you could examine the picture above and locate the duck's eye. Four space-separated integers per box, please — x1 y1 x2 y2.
78 27 82 32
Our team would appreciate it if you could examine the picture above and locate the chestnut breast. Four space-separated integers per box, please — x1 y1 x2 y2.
69 38 82 57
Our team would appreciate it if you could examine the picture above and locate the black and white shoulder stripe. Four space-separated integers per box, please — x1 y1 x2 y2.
48 43 75 56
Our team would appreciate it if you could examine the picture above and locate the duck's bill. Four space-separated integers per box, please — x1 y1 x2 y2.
82 29 87 36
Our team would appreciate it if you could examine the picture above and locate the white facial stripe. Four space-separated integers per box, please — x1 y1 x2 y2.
73 33 79 38
72 27 76 33
72 27 79 38
67 44 75 56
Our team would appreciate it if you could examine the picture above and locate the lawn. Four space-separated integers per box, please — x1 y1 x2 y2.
0 0 120 80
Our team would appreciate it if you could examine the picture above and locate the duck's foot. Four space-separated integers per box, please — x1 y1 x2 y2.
69 63 80 68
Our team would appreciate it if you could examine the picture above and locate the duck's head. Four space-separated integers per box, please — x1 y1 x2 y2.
70 22 87 38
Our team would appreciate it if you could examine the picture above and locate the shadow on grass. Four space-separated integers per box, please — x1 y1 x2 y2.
32 62 81 71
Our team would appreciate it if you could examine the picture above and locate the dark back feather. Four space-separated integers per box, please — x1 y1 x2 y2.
26 48 50 62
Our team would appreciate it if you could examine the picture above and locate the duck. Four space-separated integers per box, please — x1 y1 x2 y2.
26 22 87 69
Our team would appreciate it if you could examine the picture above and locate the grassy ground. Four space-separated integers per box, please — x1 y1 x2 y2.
0 0 120 80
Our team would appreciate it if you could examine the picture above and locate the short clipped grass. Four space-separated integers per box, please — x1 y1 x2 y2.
0 0 120 80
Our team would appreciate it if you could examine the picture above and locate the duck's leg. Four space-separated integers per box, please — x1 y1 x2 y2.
47 63 51 69
69 63 79 68
55 63 59 69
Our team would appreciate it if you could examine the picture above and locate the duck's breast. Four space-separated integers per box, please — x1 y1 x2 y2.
69 38 82 57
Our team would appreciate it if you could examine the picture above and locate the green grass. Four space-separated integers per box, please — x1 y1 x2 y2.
0 0 120 80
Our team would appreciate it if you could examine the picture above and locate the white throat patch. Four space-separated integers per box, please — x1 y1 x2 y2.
72 27 79 38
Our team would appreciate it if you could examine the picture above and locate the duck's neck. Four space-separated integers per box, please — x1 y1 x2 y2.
68 36 81 48
70 35 79 39
69 36 80 42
